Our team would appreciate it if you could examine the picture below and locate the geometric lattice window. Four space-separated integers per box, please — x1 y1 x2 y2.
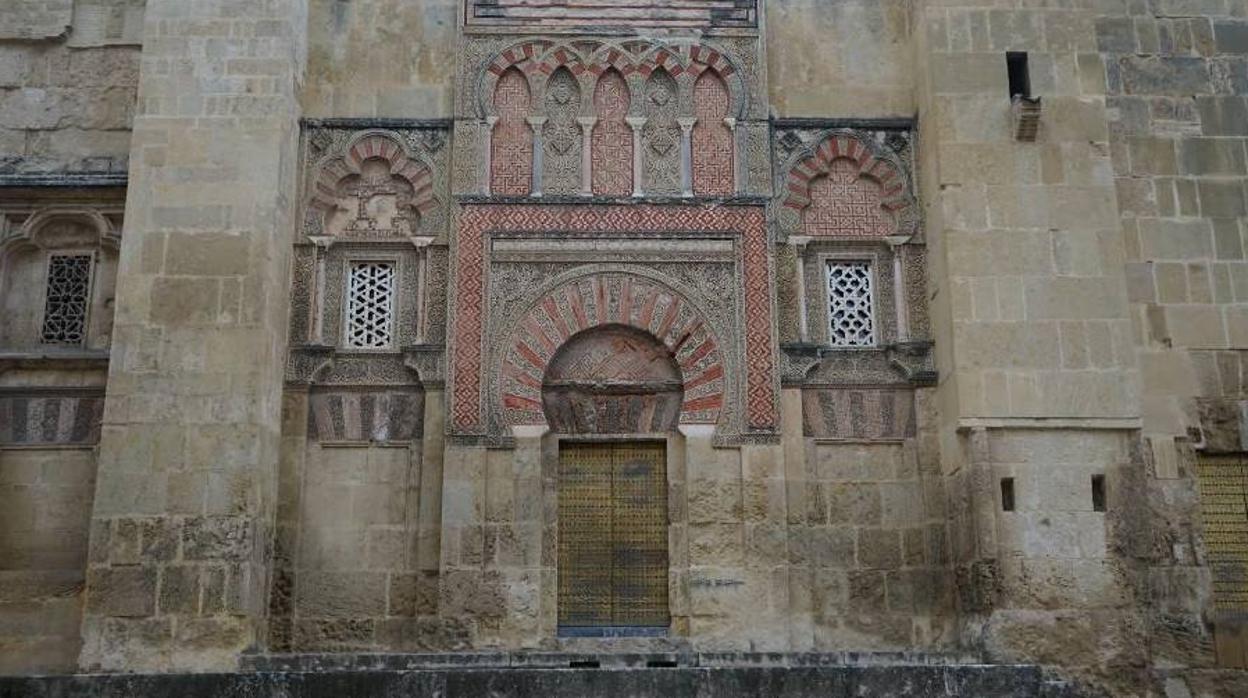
345 261 396 349
40 253 93 345
826 260 876 347
1195 455 1248 614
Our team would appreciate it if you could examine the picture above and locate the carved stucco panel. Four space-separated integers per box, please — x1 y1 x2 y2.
641 69 681 196
542 67 583 196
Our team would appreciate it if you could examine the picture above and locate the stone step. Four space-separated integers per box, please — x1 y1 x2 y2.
240 650 989 672
0 663 1091 698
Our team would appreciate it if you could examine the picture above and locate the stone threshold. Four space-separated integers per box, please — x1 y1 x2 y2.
241 650 989 672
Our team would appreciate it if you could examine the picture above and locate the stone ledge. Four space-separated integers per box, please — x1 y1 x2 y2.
0 173 127 189
241 651 988 672
0 664 1087 698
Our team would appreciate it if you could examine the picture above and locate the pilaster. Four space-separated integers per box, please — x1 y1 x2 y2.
79 0 308 672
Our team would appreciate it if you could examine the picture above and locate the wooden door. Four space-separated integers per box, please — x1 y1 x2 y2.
557 441 669 631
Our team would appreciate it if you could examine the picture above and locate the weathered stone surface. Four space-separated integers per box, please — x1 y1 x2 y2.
0 1 71 41
0 0 1243 684
0 663 1091 697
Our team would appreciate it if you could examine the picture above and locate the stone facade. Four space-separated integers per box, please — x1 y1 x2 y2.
0 1 1246 695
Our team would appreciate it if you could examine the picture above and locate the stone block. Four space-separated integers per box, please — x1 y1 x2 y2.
1198 179 1247 217
931 53 1006 95
439 570 504 620
148 276 220 325
157 566 200 616
1155 262 1188 303
389 571 438 617
296 570 388 619
847 570 886 611
108 518 142 566
954 322 1061 369
815 444 905 482
1118 56 1212 96
1198 97 1248 136
1097 17 1136 53
689 523 744 566
1128 137 1177 175
879 482 925 528
1214 20 1248 54
1166 305 1227 346
744 524 788 568
86 566 156 617
1180 138 1247 175
826 483 882 526
181 516 252 562
987 430 1125 465
1024 277 1128 321
857 529 902 570
293 617 376 651
688 478 742 524
364 528 406 569
352 484 406 526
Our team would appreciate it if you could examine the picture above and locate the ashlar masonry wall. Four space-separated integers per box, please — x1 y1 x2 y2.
77 0 309 672
1102 3 1248 673
910 1 1155 693
0 3 138 177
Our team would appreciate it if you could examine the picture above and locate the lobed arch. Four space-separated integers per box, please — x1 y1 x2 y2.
308 131 439 236
777 130 918 239
476 38 748 121
493 271 729 432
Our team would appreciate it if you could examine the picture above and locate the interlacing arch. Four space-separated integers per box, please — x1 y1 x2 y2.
476 38 748 120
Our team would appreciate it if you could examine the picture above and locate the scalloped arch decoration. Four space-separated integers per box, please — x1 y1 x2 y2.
781 133 914 239
309 133 438 230
477 38 748 119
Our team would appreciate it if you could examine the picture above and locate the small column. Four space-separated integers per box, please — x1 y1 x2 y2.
577 116 596 196
724 117 740 195
308 235 333 344
526 116 547 197
483 116 498 195
410 235 435 342
677 117 696 198
886 235 911 341
789 235 811 342
625 116 646 197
